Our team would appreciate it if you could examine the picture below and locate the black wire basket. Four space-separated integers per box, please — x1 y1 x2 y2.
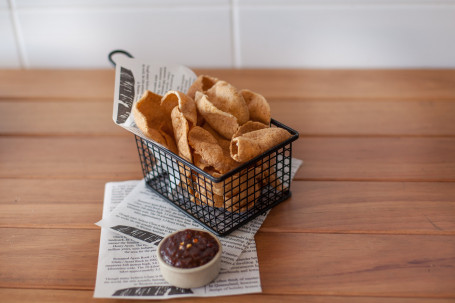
135 119 298 236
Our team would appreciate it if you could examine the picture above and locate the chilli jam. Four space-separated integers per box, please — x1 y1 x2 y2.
159 229 219 268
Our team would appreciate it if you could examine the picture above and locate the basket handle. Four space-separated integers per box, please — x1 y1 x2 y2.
108 50 134 67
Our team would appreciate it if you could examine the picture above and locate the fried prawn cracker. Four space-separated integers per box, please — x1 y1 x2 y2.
218 167 262 213
188 126 233 174
161 90 197 126
171 106 192 162
202 122 239 171
187 75 219 100
233 121 285 192
133 90 176 150
230 127 292 162
192 173 225 208
135 76 292 212
195 91 239 139
240 89 271 125
157 123 179 154
206 81 249 125
232 121 268 139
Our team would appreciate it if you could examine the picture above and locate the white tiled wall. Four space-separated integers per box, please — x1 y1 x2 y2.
236 0 455 68
0 0 21 68
17 6 232 68
2 0 455 68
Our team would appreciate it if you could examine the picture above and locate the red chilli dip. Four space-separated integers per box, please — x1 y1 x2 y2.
159 229 220 269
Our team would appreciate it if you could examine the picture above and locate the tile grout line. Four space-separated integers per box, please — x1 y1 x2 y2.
239 0 455 8
7 0 28 69
230 0 242 68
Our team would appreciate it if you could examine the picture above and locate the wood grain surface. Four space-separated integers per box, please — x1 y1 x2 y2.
0 69 454 302
2 289 454 303
1 137 454 181
1 69 455 100
2 228 454 297
1 99 455 136
1 180 454 234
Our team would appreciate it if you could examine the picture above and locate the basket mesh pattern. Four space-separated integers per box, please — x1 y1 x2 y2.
135 119 298 236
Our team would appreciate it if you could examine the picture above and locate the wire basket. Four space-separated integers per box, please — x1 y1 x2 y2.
135 119 299 236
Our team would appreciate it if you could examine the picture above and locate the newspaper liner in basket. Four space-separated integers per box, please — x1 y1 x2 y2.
110 51 299 236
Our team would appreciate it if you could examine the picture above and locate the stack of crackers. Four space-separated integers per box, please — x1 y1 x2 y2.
133 75 291 212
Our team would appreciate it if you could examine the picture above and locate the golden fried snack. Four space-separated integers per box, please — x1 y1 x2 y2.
191 173 225 208
133 90 170 134
161 90 197 126
187 75 219 100
191 168 259 212
232 121 282 191
262 163 283 191
223 168 262 212
188 126 235 174
195 91 239 139
133 75 294 214
171 106 192 162
232 121 268 139
133 90 177 154
230 128 292 162
182 126 233 208
206 81 249 126
240 89 271 125
202 122 229 145
192 160 267 213
202 122 239 170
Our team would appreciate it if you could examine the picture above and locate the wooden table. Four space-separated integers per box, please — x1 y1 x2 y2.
1 69 454 302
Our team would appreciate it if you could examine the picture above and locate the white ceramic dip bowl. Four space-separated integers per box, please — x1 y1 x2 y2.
156 228 222 289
